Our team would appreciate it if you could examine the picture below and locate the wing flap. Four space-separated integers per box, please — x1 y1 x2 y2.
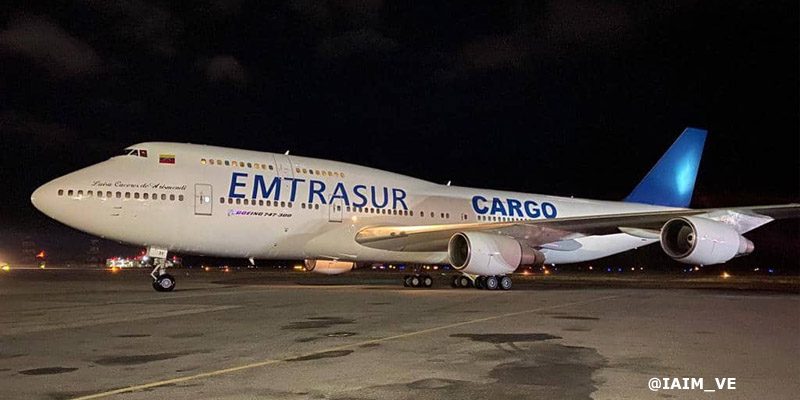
355 203 799 252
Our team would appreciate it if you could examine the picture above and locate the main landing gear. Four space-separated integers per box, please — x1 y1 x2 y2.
403 274 433 288
451 274 513 290
148 246 175 292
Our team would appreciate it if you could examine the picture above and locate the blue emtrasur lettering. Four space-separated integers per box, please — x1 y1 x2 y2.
308 180 327 204
352 185 368 207
253 175 281 200
284 177 305 202
472 195 557 219
371 186 388 208
392 188 408 210
229 172 248 198
330 182 350 206
228 173 409 210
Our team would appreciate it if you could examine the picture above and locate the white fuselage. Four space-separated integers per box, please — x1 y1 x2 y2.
31 142 670 265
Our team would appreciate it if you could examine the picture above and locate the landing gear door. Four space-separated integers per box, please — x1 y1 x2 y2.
195 184 213 216
329 198 343 222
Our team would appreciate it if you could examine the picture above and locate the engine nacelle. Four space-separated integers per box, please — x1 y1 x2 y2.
660 216 754 265
303 259 355 275
448 231 544 276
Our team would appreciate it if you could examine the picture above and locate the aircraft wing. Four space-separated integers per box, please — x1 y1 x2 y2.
354 204 800 252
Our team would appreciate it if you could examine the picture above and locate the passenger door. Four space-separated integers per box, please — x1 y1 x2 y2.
195 184 213 216
329 198 343 222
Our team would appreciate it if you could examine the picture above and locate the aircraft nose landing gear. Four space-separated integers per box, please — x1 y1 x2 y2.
152 273 176 292
148 246 175 292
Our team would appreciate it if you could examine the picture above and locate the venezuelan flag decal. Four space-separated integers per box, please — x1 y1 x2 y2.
159 154 176 164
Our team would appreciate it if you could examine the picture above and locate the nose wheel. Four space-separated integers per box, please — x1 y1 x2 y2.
152 274 176 292
148 246 175 292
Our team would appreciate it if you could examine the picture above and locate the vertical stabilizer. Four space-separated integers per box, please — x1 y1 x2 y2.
624 127 707 208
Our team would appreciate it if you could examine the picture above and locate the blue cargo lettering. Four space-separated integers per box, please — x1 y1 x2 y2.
329 182 350 206
308 180 327 204
253 175 281 200
352 185 368 207
392 188 408 210
507 198 523 217
472 195 489 214
229 172 248 199
524 200 540 218
542 202 557 218
490 198 506 215
472 194 558 219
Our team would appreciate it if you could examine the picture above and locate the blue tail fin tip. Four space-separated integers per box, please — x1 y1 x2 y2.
624 127 707 208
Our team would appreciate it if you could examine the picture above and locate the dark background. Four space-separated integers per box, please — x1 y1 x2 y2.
0 1 797 270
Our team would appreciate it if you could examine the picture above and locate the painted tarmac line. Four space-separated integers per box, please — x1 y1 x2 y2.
71 293 625 400
1 305 241 336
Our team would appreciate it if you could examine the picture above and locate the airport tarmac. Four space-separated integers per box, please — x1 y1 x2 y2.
1 269 798 400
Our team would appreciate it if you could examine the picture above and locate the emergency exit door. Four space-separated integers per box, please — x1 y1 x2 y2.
195 184 213 216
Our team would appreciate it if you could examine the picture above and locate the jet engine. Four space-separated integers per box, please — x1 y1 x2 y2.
303 259 355 275
660 216 754 265
448 231 544 276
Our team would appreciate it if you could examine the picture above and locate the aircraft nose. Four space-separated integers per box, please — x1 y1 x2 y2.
31 180 57 217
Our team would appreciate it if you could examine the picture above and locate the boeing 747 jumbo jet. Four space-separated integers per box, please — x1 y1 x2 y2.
31 128 798 291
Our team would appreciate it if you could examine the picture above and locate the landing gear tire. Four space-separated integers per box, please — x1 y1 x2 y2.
404 274 432 288
451 275 459 288
457 276 472 288
154 273 176 292
485 275 499 290
475 276 486 289
499 275 513 290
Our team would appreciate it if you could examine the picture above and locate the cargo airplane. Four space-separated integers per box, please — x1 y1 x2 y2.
31 128 798 291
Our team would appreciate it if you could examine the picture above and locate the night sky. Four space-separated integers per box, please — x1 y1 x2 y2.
0 1 797 268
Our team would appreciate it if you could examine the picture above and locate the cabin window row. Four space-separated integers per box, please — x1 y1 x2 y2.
219 197 318 209
58 189 184 202
477 215 529 222
295 167 344 178
346 206 411 216
217 197 461 220
201 158 275 170
347 208 457 219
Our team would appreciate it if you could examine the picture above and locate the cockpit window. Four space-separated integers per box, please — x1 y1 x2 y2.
118 148 148 157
